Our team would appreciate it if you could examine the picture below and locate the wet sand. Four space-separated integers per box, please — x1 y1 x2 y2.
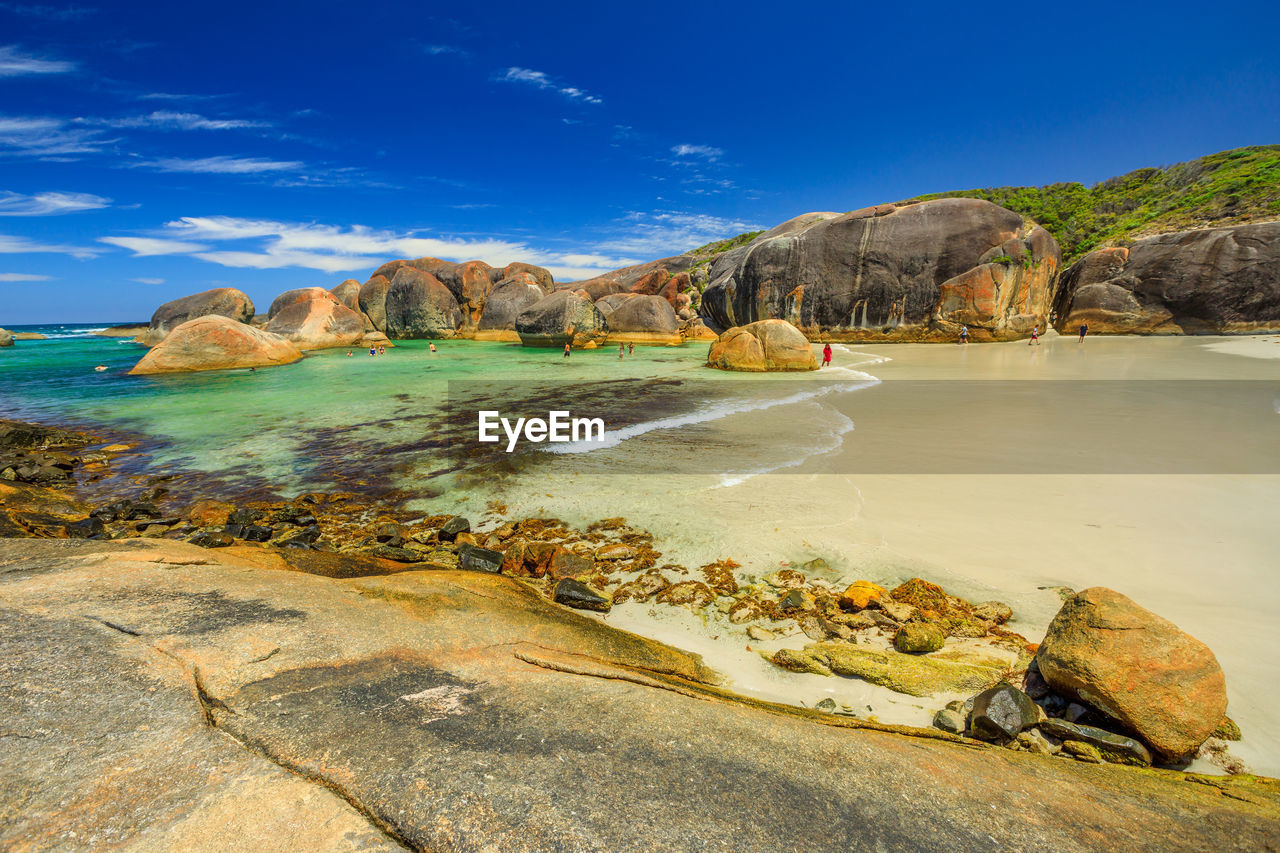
456 332 1279 774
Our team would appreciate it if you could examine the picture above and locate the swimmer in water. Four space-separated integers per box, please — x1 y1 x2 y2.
94 364 107 372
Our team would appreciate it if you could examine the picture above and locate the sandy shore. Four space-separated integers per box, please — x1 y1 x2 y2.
458 332 1279 775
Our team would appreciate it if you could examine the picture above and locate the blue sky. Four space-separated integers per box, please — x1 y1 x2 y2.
1 0 1277 324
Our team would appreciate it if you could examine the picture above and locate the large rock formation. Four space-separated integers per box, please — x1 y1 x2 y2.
598 293 682 344
4 537 1278 851
707 319 818 371
700 200 1060 341
1053 222 1280 334
476 273 549 341
358 274 391 332
515 290 608 347
0 328 12 347
383 266 464 339
264 289 365 350
129 315 302 374
1036 587 1228 760
139 287 256 346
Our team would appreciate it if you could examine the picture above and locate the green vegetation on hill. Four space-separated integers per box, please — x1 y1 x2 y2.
908 145 1280 264
691 230 763 258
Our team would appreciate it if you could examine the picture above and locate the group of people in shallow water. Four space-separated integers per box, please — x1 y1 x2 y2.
954 311 1090 346
560 342 639 358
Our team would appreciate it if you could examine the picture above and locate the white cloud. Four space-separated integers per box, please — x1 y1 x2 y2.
76 111 269 131
497 67 603 104
131 277 165 284
0 115 111 159
0 233 97 258
99 236 209 255
424 44 466 56
138 91 224 101
136 156 304 174
671 144 724 162
100 209 754 282
0 271 53 281
0 5 94 20
0 190 110 215
0 44 74 77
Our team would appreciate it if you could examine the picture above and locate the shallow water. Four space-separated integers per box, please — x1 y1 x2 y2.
3 327 1277 775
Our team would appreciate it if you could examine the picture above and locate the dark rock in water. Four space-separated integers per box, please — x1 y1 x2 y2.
515 290 608 347
241 524 273 543
477 275 549 334
134 517 180 532
384 266 464 339
553 578 612 612
362 544 423 563
223 523 245 539
894 623 945 654
274 525 321 548
188 529 234 548
815 698 838 713
228 507 262 526
1038 719 1153 766
269 505 311 524
65 517 106 539
1053 222 1280 335
969 684 1039 743
457 543 503 574
374 523 407 546
778 589 815 613
437 516 470 542
293 515 317 528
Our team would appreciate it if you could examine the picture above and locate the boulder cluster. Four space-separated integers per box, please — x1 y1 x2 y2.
930 587 1237 770
1053 221 1280 335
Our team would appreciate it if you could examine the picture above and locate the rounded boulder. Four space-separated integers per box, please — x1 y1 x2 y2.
128 315 302 374
707 319 817 371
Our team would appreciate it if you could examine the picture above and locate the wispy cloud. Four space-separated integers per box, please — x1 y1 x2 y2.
0 233 98 258
100 216 639 279
0 190 110 215
76 111 269 131
0 271 54 281
0 44 74 76
497 67 603 104
131 277 165 284
424 44 467 57
99 236 209 255
0 115 112 159
671 143 724 162
138 91 226 102
594 210 759 258
134 155 304 174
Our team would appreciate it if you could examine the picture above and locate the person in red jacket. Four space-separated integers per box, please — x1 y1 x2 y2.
821 343 832 367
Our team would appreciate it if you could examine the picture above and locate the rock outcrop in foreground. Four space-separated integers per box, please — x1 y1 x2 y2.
707 319 818 371
700 200 1060 341
139 287 256 346
129 315 302 375
1053 222 1280 334
1036 587 1228 760
3 538 1279 852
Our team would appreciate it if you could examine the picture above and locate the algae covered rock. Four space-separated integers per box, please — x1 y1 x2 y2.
771 642 1003 697
1038 719 1152 766
1036 587 1227 760
894 623 945 654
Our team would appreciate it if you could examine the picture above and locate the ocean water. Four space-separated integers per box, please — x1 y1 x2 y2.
0 325 876 512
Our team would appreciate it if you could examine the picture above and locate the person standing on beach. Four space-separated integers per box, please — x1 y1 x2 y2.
1051 310 1058 326
822 343 833 367
959 325 968 345
563 342 571 358
1079 322 1088 343
1029 325 1040 346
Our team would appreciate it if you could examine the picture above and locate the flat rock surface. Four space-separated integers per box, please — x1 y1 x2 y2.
2 538 1279 852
